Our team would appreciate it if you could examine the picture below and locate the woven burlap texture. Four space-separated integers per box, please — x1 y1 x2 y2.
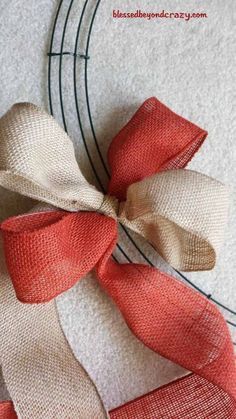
0 103 228 274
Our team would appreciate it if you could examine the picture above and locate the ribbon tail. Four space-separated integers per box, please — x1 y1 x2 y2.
0 255 107 418
97 255 236 416
109 373 236 418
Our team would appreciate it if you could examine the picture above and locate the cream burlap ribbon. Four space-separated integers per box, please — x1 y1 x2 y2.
0 103 229 418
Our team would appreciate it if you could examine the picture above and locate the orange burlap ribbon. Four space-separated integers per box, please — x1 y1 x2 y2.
0 98 235 418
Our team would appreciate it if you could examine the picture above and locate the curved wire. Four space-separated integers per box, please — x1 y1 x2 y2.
84 0 109 177
48 0 64 116
58 0 75 132
176 269 236 317
73 0 103 189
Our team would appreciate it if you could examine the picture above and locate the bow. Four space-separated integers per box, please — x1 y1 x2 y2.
0 98 235 417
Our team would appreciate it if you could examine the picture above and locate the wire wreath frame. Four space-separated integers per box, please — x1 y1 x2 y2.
47 0 236 342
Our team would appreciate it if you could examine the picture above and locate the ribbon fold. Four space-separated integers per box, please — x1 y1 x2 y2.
0 97 235 418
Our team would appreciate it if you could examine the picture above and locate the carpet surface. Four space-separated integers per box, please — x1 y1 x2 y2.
0 0 235 411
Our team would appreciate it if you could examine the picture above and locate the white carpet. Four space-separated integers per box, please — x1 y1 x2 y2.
0 0 235 411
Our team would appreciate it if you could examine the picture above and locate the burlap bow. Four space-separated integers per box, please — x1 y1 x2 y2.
0 98 235 418
0 100 229 302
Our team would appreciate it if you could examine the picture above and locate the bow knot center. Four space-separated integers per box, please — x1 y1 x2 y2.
99 195 120 220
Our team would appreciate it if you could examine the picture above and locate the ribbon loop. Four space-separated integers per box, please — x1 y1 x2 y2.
1 211 117 303
108 97 207 200
119 169 229 271
0 103 104 212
